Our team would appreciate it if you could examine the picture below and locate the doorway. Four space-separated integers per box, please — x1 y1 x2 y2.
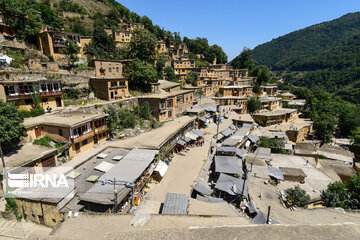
55 97 62 107
75 143 80 153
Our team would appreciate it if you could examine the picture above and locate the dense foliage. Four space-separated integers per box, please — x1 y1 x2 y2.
321 173 360 209
258 137 286 154
285 186 311 207
124 59 158 92
251 12 360 68
183 37 228 64
246 96 261 115
0 101 25 151
229 48 271 84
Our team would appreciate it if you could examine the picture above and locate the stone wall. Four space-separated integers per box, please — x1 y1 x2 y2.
0 71 92 89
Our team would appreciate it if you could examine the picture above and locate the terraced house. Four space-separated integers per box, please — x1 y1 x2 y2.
173 57 196 82
24 111 108 158
0 78 64 110
219 85 253 97
91 60 130 101
138 90 194 121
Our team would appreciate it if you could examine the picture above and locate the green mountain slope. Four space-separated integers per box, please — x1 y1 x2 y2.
285 34 360 104
251 12 360 69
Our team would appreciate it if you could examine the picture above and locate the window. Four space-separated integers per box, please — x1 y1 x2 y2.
82 139 88 146
4 86 15 95
41 84 47 92
53 83 59 91
111 81 117 87
116 67 119 73
109 68 112 73
52 219 56 223
59 129 63 136
47 84 53 91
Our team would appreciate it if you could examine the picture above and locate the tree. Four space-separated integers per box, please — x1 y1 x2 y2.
247 96 261 115
229 47 256 69
313 113 337 143
61 38 80 65
163 66 177 82
321 181 349 208
0 0 42 40
129 28 157 63
118 108 136 129
285 185 311 207
124 59 158 92
0 100 25 189
140 102 151 120
106 106 118 138
85 27 116 59
156 60 165 79
186 71 199 85
259 137 286 154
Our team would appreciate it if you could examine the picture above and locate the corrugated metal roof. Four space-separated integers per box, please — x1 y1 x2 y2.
215 156 243 175
191 129 204 137
196 195 224 203
176 139 186 146
216 146 237 153
79 149 158 205
236 148 247 158
185 131 198 140
255 147 271 159
194 183 213 196
248 133 260 143
221 128 234 137
215 173 248 197
161 193 189 215
267 166 284 181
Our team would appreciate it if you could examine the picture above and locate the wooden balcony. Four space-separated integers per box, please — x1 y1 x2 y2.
72 131 95 143
6 91 62 101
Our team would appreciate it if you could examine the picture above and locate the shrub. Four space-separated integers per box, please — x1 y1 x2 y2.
55 142 64 148
118 108 136 129
285 185 311 207
33 136 52 147
18 107 45 118
63 88 81 99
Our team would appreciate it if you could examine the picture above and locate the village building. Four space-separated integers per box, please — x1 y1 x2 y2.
113 30 131 47
280 92 295 102
157 41 168 54
212 96 248 113
172 57 196 82
253 108 298 126
0 78 64 110
231 113 255 127
262 118 313 142
169 43 188 59
79 36 92 54
138 90 193 121
260 85 278 96
36 25 81 60
24 111 108 158
219 85 253 97
259 96 282 111
121 22 144 32
183 84 215 97
0 143 58 183
90 60 130 101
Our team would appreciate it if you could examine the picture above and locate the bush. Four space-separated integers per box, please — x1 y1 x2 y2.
33 136 52 147
259 137 286 154
140 102 151 120
5 197 21 220
55 142 64 148
63 88 81 99
18 107 45 118
285 185 311 207
118 108 136 129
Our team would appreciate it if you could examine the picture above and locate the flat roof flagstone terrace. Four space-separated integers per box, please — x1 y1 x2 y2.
24 111 107 128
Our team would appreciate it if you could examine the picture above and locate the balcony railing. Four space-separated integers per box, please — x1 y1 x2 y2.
6 91 62 100
72 131 95 143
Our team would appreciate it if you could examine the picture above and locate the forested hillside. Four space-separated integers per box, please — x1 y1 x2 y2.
251 12 360 69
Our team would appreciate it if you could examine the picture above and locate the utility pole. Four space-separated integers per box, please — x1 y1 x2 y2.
216 112 220 140
241 158 247 201
266 206 271 224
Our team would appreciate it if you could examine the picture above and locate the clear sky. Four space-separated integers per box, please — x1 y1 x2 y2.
119 0 360 61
